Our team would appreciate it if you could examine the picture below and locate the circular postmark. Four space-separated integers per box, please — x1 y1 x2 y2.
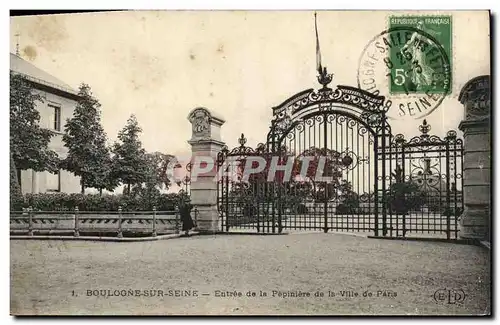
357 26 451 120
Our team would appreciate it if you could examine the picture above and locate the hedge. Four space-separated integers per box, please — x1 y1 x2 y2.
11 192 190 212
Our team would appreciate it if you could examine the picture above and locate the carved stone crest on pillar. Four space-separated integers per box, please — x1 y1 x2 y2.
459 75 490 120
187 107 225 143
189 108 210 139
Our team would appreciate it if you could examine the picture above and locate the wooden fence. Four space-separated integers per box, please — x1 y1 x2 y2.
10 206 199 238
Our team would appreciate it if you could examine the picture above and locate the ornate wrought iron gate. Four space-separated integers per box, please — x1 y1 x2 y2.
381 120 464 239
217 85 463 240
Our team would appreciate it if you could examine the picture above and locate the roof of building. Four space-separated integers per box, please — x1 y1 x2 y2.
10 53 79 97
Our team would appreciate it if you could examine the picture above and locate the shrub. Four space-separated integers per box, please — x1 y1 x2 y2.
442 207 464 217
336 204 356 215
296 203 308 213
242 203 257 217
387 182 425 214
19 192 188 212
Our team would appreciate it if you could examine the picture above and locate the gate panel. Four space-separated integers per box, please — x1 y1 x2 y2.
383 120 464 239
276 112 378 234
216 105 463 238
217 137 274 233
216 86 391 234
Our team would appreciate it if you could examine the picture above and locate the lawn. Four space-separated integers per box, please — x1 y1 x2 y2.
10 233 490 315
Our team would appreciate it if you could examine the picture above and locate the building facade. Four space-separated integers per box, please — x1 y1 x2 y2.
10 53 81 194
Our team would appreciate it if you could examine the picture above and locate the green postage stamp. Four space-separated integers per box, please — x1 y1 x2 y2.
388 16 452 95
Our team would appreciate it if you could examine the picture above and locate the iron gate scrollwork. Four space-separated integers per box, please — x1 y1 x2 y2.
216 85 464 239
381 120 464 239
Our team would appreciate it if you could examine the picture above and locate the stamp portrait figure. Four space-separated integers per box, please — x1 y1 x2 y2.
400 20 436 91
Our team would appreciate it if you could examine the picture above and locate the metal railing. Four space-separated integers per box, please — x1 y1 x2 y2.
10 206 199 238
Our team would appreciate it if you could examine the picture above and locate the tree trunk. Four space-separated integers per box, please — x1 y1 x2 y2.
311 179 317 200
16 168 22 189
127 183 131 195
81 177 85 194
99 188 103 196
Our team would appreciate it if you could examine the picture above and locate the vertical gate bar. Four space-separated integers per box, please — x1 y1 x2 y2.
304 121 307 231
427 150 431 234
446 143 451 240
388 134 393 237
438 150 443 235
313 119 320 229
225 162 229 232
402 144 406 237
346 117 351 232
357 124 361 232
374 136 379 237
291 129 297 232
369 136 372 232
217 157 222 232
454 143 459 239
381 127 387 236
422 152 427 234
340 120 344 231
330 115 333 231
394 142 399 237
311 122 314 230
365 131 369 232
314 118 318 231
334 116 339 230
277 175 282 234
273 129 277 234
459 142 464 239
345 118 354 231
256 181 260 233
323 113 328 233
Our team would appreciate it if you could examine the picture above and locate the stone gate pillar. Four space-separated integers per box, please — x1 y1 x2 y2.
187 107 225 233
458 75 491 241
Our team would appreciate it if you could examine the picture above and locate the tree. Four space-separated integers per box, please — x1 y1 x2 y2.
335 180 360 214
111 115 149 194
144 152 176 191
61 83 115 194
130 152 177 205
236 146 352 203
10 72 59 176
292 147 347 202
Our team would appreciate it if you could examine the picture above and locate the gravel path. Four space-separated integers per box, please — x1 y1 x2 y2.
10 233 490 315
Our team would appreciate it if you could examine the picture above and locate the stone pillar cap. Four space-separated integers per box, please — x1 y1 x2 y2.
458 75 490 104
187 107 225 125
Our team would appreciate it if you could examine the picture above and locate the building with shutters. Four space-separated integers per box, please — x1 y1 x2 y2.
10 53 81 194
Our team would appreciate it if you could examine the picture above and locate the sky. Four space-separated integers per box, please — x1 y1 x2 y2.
9 10 490 158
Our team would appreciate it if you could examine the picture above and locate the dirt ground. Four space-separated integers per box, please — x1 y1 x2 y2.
10 233 490 315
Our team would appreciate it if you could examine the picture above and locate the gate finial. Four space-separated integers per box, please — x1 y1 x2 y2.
314 12 333 90
419 119 431 135
238 133 247 147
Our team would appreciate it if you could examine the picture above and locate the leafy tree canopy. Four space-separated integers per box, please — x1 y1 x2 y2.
10 72 59 173
61 83 115 193
112 114 149 194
